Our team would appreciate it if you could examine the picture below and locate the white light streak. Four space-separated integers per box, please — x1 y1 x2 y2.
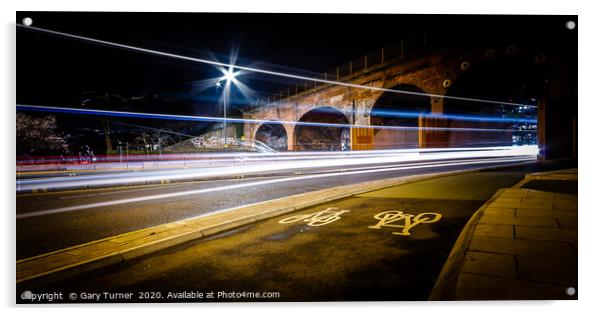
17 24 536 108
17 104 535 133
17 146 537 193
16 155 534 219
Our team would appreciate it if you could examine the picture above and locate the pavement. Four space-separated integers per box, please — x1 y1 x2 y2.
430 168 577 300
18 166 535 302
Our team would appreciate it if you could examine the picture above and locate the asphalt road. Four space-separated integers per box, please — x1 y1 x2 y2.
24 168 532 302
16 156 533 260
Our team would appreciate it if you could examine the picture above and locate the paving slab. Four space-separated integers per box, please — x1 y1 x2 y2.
431 168 577 300
461 251 517 279
473 223 514 239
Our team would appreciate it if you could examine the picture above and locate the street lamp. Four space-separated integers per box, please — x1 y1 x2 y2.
217 66 238 149
223 67 236 84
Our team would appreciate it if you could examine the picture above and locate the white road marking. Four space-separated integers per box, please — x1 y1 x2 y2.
16 157 534 220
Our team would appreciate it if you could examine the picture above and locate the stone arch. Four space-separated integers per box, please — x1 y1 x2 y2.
253 121 289 151
369 84 432 149
294 106 350 151
294 102 353 125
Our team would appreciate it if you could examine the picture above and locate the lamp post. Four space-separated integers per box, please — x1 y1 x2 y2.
222 89 227 148
217 66 237 150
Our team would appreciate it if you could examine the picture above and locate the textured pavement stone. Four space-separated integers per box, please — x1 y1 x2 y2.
455 272 572 300
553 202 578 210
516 255 577 286
461 251 517 279
515 207 576 218
557 217 578 229
445 168 578 300
488 201 553 209
483 207 515 216
479 213 558 227
474 223 514 239
469 235 575 259
515 226 577 243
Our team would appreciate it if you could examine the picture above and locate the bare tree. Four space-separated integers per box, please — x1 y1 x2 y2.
16 113 68 154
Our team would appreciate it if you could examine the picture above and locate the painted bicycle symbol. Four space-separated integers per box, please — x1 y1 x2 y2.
369 210 442 236
278 207 350 227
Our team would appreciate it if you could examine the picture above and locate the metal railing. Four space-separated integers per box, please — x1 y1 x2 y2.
249 34 433 111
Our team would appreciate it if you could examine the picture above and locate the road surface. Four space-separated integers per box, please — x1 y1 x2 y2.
20 168 534 302
17 150 535 259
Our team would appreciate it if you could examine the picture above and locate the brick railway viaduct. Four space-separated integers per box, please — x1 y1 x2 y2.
241 42 576 160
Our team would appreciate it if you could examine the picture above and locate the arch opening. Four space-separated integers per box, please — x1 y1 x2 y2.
294 107 350 151
370 84 431 149
254 121 288 151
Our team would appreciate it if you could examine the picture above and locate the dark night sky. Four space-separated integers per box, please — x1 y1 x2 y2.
19 12 442 110
15 12 576 154
17 12 576 110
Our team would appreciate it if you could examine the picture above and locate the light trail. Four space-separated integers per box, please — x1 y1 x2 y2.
16 146 535 174
57 155 526 201
16 155 535 219
17 146 535 162
369 108 537 124
16 104 536 133
20 147 538 184
16 146 538 192
17 24 536 109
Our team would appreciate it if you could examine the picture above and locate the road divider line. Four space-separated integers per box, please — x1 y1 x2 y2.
16 160 534 287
